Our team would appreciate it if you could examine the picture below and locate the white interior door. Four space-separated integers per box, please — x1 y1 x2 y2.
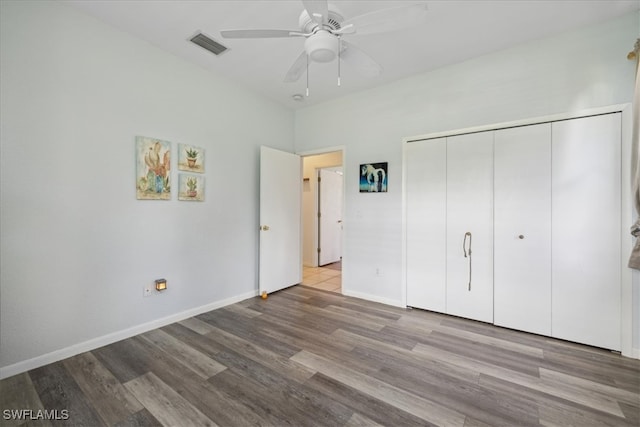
318 168 343 266
446 132 494 323
259 146 302 295
551 113 621 350
406 138 447 312
494 124 552 335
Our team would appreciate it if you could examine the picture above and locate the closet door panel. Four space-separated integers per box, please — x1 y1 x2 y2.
552 113 621 350
494 124 552 335
446 132 494 323
406 138 447 312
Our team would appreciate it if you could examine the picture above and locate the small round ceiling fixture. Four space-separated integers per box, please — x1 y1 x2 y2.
292 94 304 101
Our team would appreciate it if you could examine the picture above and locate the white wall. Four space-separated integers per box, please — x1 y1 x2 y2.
295 11 640 345
0 1 294 375
302 152 343 266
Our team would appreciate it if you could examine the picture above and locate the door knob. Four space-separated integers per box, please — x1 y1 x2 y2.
518 234 525 239
260 225 270 231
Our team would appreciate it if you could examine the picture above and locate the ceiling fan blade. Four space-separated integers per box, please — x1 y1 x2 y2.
283 51 308 83
220 29 303 39
301 0 329 25
340 40 382 78
341 3 428 36
334 24 356 36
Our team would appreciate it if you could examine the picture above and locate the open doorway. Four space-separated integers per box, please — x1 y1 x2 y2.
318 167 343 266
301 150 343 293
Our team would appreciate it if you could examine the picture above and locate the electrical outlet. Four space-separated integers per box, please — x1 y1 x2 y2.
143 283 154 297
375 267 383 277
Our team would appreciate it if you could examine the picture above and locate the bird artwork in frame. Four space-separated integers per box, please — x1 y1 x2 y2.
359 162 388 193
136 136 171 200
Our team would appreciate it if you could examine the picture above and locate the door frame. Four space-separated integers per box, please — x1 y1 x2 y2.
299 146 346 282
318 166 343 266
402 103 635 358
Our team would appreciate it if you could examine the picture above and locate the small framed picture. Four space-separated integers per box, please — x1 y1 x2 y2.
178 143 205 173
178 174 205 201
360 162 388 193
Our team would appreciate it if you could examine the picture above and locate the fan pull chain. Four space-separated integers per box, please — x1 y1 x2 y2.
306 54 310 97
337 37 341 87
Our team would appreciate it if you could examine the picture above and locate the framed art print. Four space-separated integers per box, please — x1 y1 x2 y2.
178 174 204 201
178 143 205 173
136 136 171 200
359 162 388 193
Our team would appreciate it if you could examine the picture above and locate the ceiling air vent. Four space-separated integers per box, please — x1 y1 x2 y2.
190 32 228 56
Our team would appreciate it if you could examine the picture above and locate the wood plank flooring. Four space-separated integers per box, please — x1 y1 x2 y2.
1 285 639 426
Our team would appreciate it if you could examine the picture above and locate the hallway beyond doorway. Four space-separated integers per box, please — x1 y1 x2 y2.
302 261 341 293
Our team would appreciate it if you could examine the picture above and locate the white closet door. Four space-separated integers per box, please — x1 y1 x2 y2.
446 132 494 323
552 113 621 350
406 138 446 312
494 124 552 335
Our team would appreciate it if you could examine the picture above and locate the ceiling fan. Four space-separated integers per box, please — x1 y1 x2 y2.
220 1 428 87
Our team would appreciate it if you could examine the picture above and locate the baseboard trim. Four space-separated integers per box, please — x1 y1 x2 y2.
342 289 403 308
0 290 258 380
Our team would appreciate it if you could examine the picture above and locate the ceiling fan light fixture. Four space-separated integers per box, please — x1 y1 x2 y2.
304 30 338 63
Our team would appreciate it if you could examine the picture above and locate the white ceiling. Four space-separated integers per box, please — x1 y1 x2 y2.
63 0 639 109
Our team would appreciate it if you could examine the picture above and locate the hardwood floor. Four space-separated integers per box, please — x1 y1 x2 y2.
1 285 639 426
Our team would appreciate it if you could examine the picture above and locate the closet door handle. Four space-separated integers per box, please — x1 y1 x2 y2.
463 232 472 257
463 232 472 291
519 234 525 240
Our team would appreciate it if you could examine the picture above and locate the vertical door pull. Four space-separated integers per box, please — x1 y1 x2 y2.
463 232 472 291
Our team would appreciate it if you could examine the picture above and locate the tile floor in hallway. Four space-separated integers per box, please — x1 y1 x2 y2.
302 261 342 293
